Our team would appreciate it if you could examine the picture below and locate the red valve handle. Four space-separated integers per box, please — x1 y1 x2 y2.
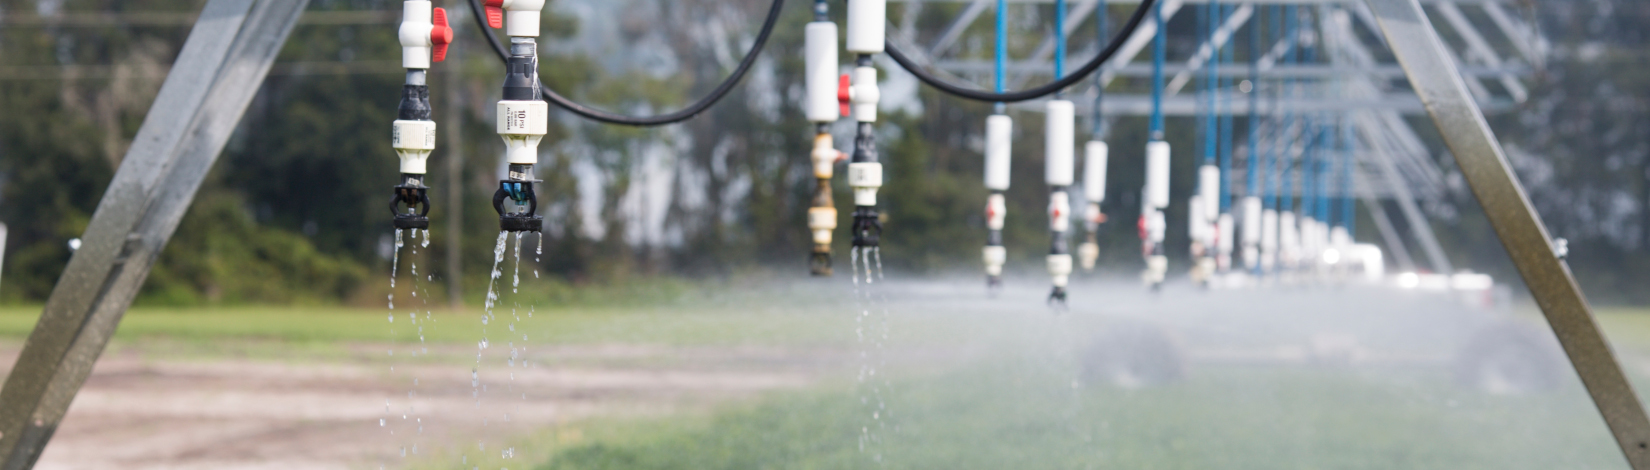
485 0 505 29
837 74 852 118
431 8 454 62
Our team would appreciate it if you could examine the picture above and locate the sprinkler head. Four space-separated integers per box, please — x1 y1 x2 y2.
389 175 431 230
850 207 882 248
492 169 542 233
1047 286 1068 307
809 250 833 277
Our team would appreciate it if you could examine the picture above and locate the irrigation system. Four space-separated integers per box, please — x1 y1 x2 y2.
2 0 1649 468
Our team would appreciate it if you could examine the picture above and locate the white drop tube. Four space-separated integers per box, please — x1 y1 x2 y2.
1217 213 1235 265
1045 100 1075 186
1260 208 1279 270
1198 165 1220 222
846 0 886 54
985 115 1012 191
804 22 840 123
400 0 434 69
1188 195 1206 244
1241 197 1262 248
1145 141 1171 210
1084 141 1108 202
1279 211 1299 266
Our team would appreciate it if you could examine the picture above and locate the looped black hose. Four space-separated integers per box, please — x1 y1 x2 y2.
883 0 1158 103
469 0 784 126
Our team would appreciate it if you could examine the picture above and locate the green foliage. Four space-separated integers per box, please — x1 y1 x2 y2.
140 190 368 305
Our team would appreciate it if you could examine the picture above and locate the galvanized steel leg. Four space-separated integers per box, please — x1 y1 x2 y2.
0 1 308 467
1364 0 1650 467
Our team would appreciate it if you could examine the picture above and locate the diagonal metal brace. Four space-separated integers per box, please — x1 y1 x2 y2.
1363 0 1650 467
0 0 309 468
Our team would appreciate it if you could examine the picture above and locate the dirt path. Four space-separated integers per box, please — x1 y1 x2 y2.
0 341 851 469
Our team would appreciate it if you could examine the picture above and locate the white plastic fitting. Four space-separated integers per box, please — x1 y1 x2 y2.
804 21 840 123
1045 100 1075 186
1145 255 1168 283
1145 140 1171 210
1330 225 1351 249
1146 209 1166 244
1048 254 1073 287
848 162 883 206
809 207 837 245
811 134 837 179
400 1 435 69
1198 165 1220 222
846 0 886 54
481 0 545 37
983 245 1007 276
1078 241 1099 271
986 193 1006 230
1279 211 1299 263
985 114 1012 191
498 100 548 165
392 120 436 174
1049 191 1071 232
851 66 879 122
1083 140 1108 202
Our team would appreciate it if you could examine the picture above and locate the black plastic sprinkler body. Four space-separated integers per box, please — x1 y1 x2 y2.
485 3 549 233
493 164 543 232
849 119 883 248
391 1 452 230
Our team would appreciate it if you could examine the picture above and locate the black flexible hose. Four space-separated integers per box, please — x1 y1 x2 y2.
468 0 784 126
883 0 1157 103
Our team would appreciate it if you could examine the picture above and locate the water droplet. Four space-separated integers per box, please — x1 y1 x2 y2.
379 418 385 426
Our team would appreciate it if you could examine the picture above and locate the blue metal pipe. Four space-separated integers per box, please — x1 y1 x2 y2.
1150 0 1165 139
1245 3 1260 205
1055 0 1067 80
1218 2 1234 212
995 0 1007 95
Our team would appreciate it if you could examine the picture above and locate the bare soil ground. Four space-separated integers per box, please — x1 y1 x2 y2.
0 341 852 470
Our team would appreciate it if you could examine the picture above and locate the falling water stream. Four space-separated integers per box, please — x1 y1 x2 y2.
850 246 891 465
385 229 437 465
469 230 538 468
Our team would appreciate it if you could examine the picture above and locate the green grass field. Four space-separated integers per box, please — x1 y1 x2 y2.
6 302 1650 469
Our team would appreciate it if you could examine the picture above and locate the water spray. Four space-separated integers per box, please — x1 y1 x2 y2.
805 0 845 276
846 0 885 250
485 0 547 233
391 0 454 230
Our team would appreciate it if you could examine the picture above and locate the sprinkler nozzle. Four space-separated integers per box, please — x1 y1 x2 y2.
1048 286 1068 306
492 164 542 233
809 249 832 277
850 207 882 248
390 174 431 230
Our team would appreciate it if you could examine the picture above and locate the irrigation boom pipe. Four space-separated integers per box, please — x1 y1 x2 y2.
468 0 782 126
1363 0 1650 467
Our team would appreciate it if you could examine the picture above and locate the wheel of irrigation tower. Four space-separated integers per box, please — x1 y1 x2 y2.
1081 323 1186 388
1453 322 1565 395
